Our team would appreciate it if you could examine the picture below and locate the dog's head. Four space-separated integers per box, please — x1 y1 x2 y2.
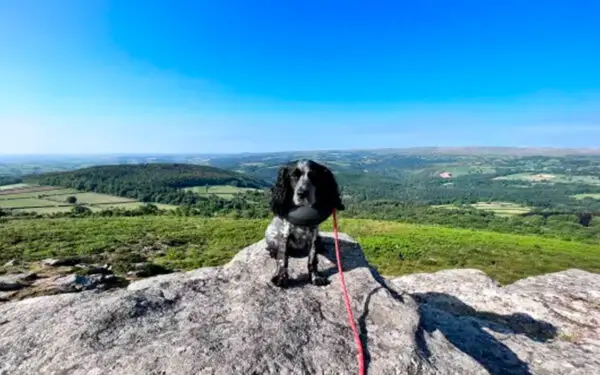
270 159 345 217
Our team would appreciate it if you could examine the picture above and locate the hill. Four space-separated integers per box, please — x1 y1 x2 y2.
24 164 269 206
206 151 600 214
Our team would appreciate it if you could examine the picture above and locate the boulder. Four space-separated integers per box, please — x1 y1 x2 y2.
0 232 597 375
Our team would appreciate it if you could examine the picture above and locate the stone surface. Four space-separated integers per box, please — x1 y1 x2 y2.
49 273 120 293
392 268 600 375
0 233 598 375
126 262 172 278
0 272 36 291
0 291 17 302
42 257 83 267
73 263 113 275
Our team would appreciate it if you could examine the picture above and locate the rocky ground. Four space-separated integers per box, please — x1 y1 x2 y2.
0 254 171 303
0 233 598 374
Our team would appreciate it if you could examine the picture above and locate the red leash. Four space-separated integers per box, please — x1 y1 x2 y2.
332 209 366 375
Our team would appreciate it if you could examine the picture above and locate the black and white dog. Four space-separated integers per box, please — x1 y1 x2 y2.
265 159 345 288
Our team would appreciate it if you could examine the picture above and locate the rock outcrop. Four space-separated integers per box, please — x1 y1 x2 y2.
0 233 598 375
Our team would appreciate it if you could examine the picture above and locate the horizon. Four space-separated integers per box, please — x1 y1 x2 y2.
3 145 600 160
1 1 599 154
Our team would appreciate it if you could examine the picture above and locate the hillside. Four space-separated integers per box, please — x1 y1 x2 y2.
1 231 598 374
208 151 600 216
1 216 599 290
4 151 600 243
24 164 269 206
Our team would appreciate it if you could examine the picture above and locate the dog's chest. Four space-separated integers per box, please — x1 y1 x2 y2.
288 224 317 249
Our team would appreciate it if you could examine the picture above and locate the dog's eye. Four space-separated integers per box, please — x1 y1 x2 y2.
292 169 302 178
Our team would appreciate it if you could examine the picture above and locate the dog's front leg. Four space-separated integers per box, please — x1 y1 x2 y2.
308 233 329 286
271 227 290 288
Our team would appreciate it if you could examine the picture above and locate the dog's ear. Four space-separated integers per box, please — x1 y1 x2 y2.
315 164 345 211
270 165 293 216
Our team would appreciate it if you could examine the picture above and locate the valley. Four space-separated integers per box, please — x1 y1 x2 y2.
2 147 600 303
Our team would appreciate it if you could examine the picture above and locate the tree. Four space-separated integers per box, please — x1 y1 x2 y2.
72 205 91 215
66 196 77 204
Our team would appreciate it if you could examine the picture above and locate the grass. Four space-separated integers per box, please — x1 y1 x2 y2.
432 204 461 210
572 193 600 200
0 183 30 191
0 188 78 200
470 202 531 216
494 173 600 185
44 192 136 204
433 201 531 216
0 198 60 209
324 219 600 284
0 184 176 213
1 216 599 285
86 202 178 211
12 206 77 214
439 165 496 177
183 185 259 199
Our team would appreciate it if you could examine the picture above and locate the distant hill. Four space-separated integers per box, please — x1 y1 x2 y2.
362 146 600 156
25 164 269 205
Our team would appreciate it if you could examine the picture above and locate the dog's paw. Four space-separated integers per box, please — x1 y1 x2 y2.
310 275 330 286
271 272 289 288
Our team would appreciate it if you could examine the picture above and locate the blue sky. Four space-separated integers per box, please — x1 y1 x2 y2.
1 1 599 154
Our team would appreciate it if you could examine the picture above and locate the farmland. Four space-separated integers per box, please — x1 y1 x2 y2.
0 184 177 213
494 173 600 185
470 202 531 216
434 201 531 217
436 165 497 177
572 193 600 200
183 185 261 199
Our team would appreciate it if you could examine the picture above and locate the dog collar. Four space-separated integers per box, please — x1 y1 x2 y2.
285 205 333 226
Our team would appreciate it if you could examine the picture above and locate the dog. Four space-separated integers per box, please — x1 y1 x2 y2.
265 159 345 288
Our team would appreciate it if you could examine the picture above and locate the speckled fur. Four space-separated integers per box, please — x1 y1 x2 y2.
265 159 344 288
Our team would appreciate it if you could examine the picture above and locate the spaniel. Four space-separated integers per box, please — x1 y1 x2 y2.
265 159 345 288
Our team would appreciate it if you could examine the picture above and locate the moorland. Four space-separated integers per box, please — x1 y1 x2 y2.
2 147 600 300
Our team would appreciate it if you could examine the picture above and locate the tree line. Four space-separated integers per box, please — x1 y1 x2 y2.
26 163 269 206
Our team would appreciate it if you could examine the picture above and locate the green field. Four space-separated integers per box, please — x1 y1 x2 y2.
572 193 600 200
0 183 30 190
0 188 78 200
183 185 260 199
438 165 497 177
1 217 599 285
0 198 60 209
494 173 600 185
0 184 177 213
434 201 531 216
470 202 531 216
12 206 77 214
44 192 135 204
87 202 178 211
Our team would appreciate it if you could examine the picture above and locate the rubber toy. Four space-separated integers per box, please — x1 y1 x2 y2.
285 205 333 226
